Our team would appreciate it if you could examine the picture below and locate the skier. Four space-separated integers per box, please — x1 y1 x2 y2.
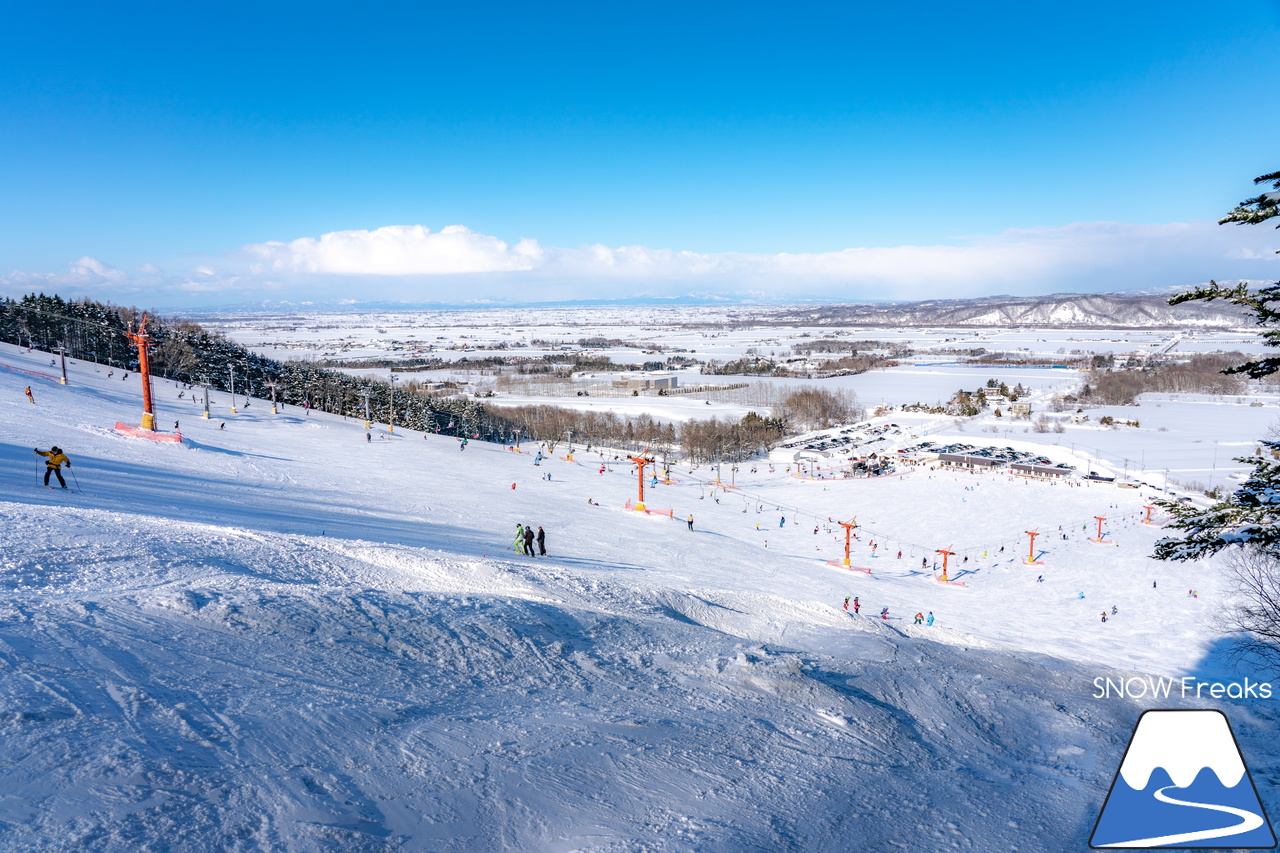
460 438 468 451
173 421 180 431
1152 580 1157 589
779 516 785 528
366 432 371 442
513 524 525 552
880 607 889 621
843 596 850 611
687 514 694 531
1101 612 1108 623
926 611 934 627
523 524 535 556
536 526 546 556
897 550 902 559
1111 605 1118 615
24 385 34 404
34 446 71 489
853 597 860 614
921 557 928 569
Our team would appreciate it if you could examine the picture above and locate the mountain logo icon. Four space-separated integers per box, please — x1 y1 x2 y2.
1091 709 1276 849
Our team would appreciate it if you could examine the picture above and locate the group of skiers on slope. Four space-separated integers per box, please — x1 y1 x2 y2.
513 523 547 557
843 596 935 627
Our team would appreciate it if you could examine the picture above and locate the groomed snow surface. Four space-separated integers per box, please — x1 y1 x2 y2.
2 341 1278 852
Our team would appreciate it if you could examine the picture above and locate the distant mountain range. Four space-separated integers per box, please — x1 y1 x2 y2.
181 283 1264 329
769 291 1252 329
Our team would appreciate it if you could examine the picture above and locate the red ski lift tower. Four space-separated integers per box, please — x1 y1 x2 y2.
115 313 181 442
1094 515 1107 543
838 517 858 567
624 449 674 517
128 314 156 431
936 547 955 583
630 452 653 510
1024 529 1044 565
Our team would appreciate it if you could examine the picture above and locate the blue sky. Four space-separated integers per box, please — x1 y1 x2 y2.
3 1 1279 306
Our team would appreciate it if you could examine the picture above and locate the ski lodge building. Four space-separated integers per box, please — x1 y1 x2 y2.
1011 462 1070 480
937 453 1002 471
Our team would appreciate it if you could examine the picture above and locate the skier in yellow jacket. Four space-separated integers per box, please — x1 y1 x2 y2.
35 446 71 489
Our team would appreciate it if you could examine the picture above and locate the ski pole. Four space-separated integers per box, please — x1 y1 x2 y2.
69 467 81 491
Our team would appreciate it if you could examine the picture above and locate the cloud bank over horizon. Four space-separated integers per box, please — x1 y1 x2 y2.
3 219 1276 308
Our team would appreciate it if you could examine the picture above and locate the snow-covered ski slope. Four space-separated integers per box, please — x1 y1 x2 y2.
2 341 1276 852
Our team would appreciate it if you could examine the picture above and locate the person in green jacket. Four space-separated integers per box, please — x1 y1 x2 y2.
35 446 71 488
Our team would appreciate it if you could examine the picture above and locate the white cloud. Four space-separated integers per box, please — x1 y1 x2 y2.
1 256 132 295
4 219 1278 306
244 225 540 276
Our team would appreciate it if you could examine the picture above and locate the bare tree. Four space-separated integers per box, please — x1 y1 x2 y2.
1222 547 1280 673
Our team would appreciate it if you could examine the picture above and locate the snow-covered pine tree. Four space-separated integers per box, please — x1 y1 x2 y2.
1155 170 1280 561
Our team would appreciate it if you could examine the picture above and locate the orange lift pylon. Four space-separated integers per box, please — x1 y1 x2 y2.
629 452 653 510
1024 529 1043 565
125 313 156 431
936 547 955 582
838 517 858 567
1094 515 1106 542
1143 505 1155 524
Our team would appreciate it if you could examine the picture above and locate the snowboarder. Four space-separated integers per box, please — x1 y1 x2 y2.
853 597 860 614
1037 575 1043 583
24 386 34 404
1152 580 1157 589
513 524 525 552
880 607 889 621
460 438 468 450
687 514 694 531
522 524 535 556
1077 591 1085 599
1111 605 1118 615
536 526 546 556
173 421 179 431
34 446 70 488
1101 612 1108 623
843 596 850 611
219 422 225 430
779 516 785 528
366 432 371 442
897 550 902 559
926 612 934 627
914 612 924 625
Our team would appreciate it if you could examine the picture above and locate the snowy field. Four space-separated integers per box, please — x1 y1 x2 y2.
3 338 1279 851
195 306 1267 369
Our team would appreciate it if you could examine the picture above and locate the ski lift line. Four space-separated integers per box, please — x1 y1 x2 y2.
672 462 1153 561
